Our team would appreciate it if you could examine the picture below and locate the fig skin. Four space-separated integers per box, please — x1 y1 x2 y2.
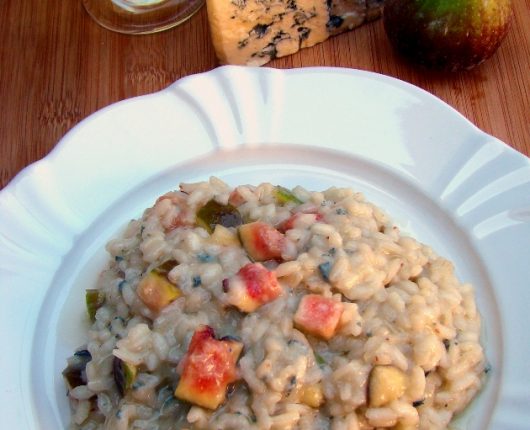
383 0 513 71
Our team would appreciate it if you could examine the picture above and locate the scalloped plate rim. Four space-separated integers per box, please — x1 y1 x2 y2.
1 66 529 430
3 66 525 193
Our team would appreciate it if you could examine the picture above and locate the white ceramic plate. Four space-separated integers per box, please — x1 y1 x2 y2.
1 66 529 429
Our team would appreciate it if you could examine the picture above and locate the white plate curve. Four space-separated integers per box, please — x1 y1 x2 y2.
0 66 529 429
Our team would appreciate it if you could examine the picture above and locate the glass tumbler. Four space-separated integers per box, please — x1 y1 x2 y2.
82 0 205 34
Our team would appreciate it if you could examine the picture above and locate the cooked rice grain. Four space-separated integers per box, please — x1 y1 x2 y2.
64 178 485 430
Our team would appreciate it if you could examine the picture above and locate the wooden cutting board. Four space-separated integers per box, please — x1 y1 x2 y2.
0 0 529 188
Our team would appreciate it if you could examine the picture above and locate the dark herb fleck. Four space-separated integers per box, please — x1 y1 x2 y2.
132 380 145 390
220 334 242 343
118 280 127 292
315 352 327 367
74 349 91 359
235 411 257 424
336 208 347 215
115 255 124 262
192 276 202 288
286 375 297 394
443 339 451 350
484 363 492 374
226 383 237 397
413 399 425 407
197 252 215 263
318 261 332 281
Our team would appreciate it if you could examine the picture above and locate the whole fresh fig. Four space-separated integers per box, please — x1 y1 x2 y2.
383 0 513 71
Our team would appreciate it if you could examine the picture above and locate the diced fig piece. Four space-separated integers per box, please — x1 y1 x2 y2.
274 186 303 205
228 187 246 207
154 191 195 231
300 383 324 408
196 199 242 233
113 356 138 397
294 294 343 340
156 190 187 205
210 224 240 247
223 263 283 312
86 289 105 321
62 350 92 389
368 365 408 407
238 221 285 261
175 325 243 410
137 270 181 312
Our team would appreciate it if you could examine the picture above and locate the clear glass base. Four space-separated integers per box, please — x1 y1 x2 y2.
82 0 205 34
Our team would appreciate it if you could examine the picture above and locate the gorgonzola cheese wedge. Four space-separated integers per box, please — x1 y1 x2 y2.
206 0 384 66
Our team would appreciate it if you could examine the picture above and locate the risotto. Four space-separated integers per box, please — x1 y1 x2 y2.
63 177 486 430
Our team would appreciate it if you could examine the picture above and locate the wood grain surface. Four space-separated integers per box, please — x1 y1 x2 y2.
1 0 529 189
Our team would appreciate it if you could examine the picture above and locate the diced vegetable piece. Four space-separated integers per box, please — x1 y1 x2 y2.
294 294 343 340
62 350 92 389
137 270 181 312
86 289 105 321
210 224 240 246
238 221 285 261
274 186 303 205
368 365 408 407
113 356 138 397
175 325 243 410
196 199 242 233
222 263 283 312
300 383 324 408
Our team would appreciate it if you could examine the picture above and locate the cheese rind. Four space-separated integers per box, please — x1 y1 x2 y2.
206 0 384 66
